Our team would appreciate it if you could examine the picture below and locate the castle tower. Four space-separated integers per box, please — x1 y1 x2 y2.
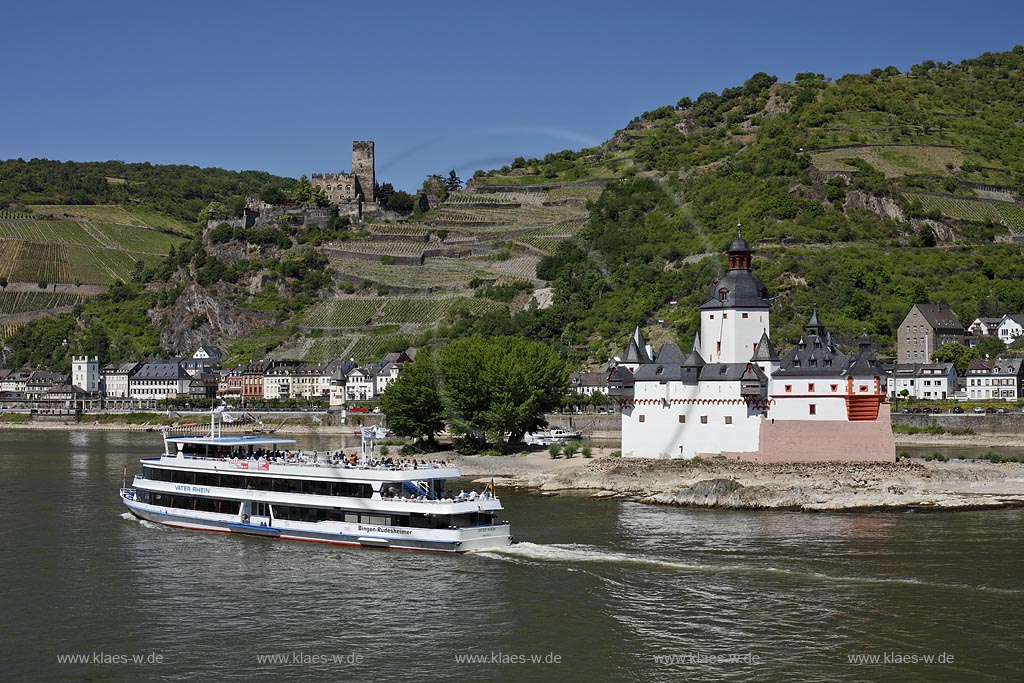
352 141 375 203
699 229 771 364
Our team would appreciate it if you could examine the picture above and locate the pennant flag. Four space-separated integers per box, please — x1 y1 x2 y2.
222 413 235 423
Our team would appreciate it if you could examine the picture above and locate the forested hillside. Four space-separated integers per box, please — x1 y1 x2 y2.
465 46 1024 360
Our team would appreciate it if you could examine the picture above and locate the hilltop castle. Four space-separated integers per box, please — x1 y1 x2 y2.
311 141 376 205
609 233 895 462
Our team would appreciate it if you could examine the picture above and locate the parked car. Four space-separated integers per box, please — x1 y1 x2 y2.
974 407 984 413
951 406 964 414
985 407 997 413
997 407 1008 414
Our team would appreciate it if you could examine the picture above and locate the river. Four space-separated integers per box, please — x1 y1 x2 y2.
1 430 1021 682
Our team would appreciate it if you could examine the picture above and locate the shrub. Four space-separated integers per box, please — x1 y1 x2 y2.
548 442 562 459
610 450 622 458
581 444 593 458
563 441 579 459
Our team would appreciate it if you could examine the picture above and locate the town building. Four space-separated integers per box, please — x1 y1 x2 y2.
897 304 965 364
889 363 959 400
569 371 610 397
963 358 1024 400
611 234 893 462
968 317 1002 337
996 313 1024 346
129 360 192 401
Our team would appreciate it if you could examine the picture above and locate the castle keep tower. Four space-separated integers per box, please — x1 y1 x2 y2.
352 141 375 203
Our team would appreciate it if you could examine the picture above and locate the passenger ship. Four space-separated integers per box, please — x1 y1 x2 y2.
119 417 512 553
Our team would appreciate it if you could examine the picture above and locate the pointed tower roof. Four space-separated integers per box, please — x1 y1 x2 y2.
805 305 825 336
750 330 779 362
682 334 706 368
622 326 652 364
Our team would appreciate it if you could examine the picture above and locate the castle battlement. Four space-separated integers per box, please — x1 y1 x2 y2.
311 141 375 205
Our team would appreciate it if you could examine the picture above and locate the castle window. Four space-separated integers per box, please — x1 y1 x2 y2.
724 416 732 425
859 385 868 392
639 415 645 423
742 313 748 319
678 415 686 424
719 288 728 302
700 416 708 424
809 404 817 415
808 383 815 392
830 384 838 392
785 385 792 393
346 185 351 191
723 313 727 319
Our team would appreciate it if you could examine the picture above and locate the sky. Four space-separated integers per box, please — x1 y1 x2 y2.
2 0 1022 192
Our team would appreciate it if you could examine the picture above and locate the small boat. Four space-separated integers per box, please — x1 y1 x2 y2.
524 428 581 446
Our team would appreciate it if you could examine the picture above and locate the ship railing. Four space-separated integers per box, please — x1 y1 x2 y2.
120 487 137 501
171 453 455 472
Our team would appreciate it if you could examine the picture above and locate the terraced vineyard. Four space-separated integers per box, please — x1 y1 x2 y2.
0 290 86 315
378 296 503 324
30 204 193 235
904 193 1024 233
332 240 426 258
329 255 486 290
301 298 383 328
0 323 23 339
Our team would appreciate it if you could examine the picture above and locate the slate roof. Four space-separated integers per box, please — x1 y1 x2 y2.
133 360 190 380
751 330 779 362
913 304 964 333
622 327 653 364
700 234 770 311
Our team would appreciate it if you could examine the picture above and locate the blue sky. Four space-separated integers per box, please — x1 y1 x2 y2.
2 0 1022 192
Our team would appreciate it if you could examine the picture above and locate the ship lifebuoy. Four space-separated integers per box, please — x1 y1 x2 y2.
241 514 250 522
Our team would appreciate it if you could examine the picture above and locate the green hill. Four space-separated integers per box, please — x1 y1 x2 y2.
5 46 1024 371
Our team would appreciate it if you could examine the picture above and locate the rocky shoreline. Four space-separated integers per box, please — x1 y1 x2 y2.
449 451 1024 512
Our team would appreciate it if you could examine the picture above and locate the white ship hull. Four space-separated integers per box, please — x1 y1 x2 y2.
122 492 511 553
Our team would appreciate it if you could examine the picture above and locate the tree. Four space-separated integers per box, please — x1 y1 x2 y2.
290 175 329 207
376 182 395 206
378 351 446 448
199 201 230 225
260 184 287 205
435 336 568 451
930 342 978 376
385 190 415 213
973 335 1006 360
445 170 462 192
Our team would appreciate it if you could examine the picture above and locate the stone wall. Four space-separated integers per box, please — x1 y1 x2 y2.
892 412 1024 435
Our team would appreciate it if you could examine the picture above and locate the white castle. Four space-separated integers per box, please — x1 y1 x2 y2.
609 233 895 462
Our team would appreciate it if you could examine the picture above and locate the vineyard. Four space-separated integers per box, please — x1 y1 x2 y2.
330 240 426 258
364 224 430 239
0 323 23 339
301 295 506 329
0 210 34 219
329 255 486 290
29 204 194 235
0 218 183 254
904 193 1024 233
0 290 86 315
301 298 384 328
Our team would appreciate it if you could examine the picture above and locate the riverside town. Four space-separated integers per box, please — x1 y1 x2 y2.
3 10 1024 681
